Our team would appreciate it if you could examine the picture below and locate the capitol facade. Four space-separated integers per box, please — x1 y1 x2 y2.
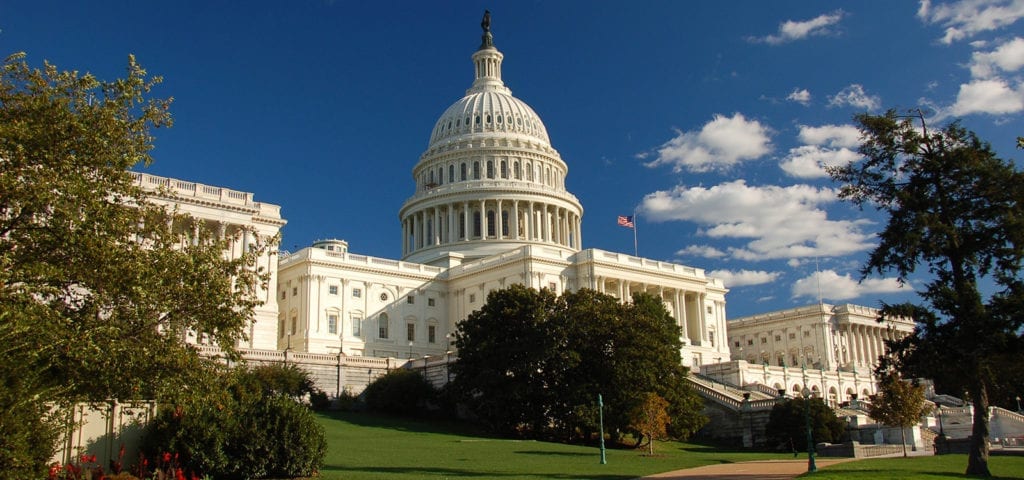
139 18 914 408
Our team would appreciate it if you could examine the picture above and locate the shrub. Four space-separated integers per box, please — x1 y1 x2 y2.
143 366 326 479
363 369 436 416
764 397 846 452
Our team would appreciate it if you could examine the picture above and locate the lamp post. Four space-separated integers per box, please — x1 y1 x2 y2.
445 350 452 385
802 387 817 473
598 394 607 465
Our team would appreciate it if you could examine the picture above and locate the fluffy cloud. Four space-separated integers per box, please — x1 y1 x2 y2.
753 10 845 45
641 180 875 261
951 78 1024 115
787 88 812 105
780 124 863 178
675 245 728 259
918 0 1024 44
707 269 782 287
827 84 881 110
791 270 907 301
644 113 772 172
968 36 1024 78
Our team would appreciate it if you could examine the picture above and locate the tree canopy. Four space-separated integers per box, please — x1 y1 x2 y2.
828 110 1024 476
764 397 845 452
450 285 707 445
0 53 272 475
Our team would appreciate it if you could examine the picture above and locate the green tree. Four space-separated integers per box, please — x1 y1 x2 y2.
363 368 437 416
828 110 1024 476
764 397 845 452
452 286 707 444
0 53 272 475
629 392 670 456
866 372 930 457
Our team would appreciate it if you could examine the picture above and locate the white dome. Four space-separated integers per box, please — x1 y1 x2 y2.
429 91 550 146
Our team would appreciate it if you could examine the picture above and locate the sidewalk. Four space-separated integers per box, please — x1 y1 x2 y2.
637 458 859 480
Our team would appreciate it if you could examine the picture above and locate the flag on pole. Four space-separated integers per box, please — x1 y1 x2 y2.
617 215 634 229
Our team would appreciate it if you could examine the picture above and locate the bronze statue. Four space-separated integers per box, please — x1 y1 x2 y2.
481 10 491 33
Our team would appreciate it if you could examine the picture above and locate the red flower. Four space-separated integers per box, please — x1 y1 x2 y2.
48 463 61 480
162 452 172 463
175 467 186 480
89 454 97 463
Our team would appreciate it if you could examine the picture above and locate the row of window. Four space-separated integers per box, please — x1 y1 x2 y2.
281 286 435 306
434 112 540 139
281 312 441 344
418 158 562 190
734 330 809 347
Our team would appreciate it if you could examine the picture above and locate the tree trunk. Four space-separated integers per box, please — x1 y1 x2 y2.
648 432 654 456
901 425 907 457
966 384 991 477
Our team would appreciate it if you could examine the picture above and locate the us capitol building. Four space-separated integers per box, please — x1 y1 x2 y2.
138 17 914 417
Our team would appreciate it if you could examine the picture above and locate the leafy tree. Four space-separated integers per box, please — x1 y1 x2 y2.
452 286 707 444
828 110 1024 476
867 372 930 457
0 53 272 473
764 397 845 452
246 363 318 400
629 392 670 455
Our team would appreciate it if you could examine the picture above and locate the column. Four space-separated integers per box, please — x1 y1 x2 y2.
511 200 520 240
479 200 486 239
463 202 470 241
496 199 503 240
433 208 440 245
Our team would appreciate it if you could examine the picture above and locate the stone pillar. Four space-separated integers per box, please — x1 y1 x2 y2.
511 200 520 240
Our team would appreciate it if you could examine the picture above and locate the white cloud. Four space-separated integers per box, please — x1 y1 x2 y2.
796 124 862 148
969 36 1024 78
787 88 812 105
827 84 881 110
708 269 782 287
791 270 907 301
641 180 875 262
754 10 845 45
779 145 862 178
951 78 1024 115
644 113 772 173
780 124 863 178
918 0 1024 44
675 245 728 259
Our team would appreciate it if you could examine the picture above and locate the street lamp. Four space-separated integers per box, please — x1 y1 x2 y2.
598 394 607 465
445 349 452 385
801 387 817 473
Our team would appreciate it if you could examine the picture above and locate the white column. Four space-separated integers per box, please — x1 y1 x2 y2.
511 200 520 240
463 202 470 241
496 199 503 240
479 200 486 239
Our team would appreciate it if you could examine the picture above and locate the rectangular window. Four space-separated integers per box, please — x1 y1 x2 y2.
428 298 435 307
746 339 753 346
734 341 740 347
789 333 796 340
328 314 338 334
291 316 297 335
775 335 782 342
351 315 362 337
706 306 713 314
428 325 436 343
407 295 415 304
469 293 476 303
804 330 811 337
292 287 298 296
378 316 389 339
407 323 415 342
329 285 338 295
760 337 767 344
548 282 557 290
353 288 362 298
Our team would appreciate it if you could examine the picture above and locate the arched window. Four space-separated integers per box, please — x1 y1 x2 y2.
500 160 507 179
501 210 509 236
526 163 533 181
429 170 434 184
473 212 481 237
459 214 466 239
486 161 494 179
514 161 521 179
473 161 480 180
449 165 455 183
378 313 389 339
487 210 496 237
460 163 467 181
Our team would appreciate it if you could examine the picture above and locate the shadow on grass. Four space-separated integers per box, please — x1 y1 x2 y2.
318 410 493 439
320 464 634 479
513 450 595 457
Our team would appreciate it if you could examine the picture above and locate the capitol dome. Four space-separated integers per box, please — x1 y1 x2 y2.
399 16 584 266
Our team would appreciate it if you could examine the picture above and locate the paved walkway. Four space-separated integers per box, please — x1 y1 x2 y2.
638 458 859 480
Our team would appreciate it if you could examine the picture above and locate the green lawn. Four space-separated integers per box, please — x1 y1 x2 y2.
804 454 1024 480
316 411 788 479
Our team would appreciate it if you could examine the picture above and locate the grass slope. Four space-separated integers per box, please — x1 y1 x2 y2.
316 411 787 479
805 454 1024 480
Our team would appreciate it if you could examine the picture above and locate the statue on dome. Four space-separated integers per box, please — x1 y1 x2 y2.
479 10 494 49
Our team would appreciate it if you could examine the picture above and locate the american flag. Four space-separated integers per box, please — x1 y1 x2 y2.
617 215 634 229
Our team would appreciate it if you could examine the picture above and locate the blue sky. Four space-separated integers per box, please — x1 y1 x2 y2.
4 1 1023 318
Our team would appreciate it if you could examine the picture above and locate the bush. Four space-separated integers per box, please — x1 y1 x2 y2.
764 397 846 452
363 369 436 416
246 363 317 400
143 366 326 479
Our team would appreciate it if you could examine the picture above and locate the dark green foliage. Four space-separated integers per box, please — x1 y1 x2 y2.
246 363 317 399
764 397 845 452
451 285 707 443
143 367 326 479
363 368 437 416
828 110 1024 476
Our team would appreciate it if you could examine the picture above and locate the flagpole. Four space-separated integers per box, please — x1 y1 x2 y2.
633 208 638 257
